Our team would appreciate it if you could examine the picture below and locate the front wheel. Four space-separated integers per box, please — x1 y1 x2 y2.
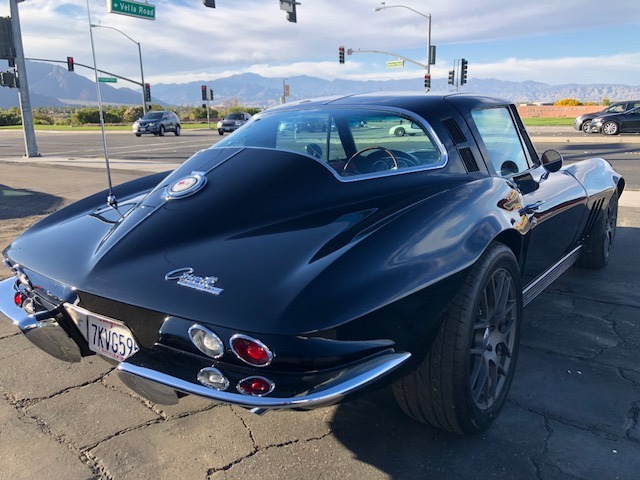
393 243 522 434
394 127 406 137
158 125 165 136
581 121 592 133
135 133 142 137
602 121 619 135
218 129 224 136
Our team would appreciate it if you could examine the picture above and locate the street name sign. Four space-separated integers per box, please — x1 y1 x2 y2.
108 0 156 21
386 60 405 68
98 77 117 83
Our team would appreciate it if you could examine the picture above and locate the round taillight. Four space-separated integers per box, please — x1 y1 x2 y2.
197 367 229 391
189 324 224 359
237 376 275 396
13 291 24 307
230 334 274 367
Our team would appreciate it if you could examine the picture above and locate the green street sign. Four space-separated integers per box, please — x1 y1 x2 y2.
108 0 156 21
98 77 117 83
386 60 405 69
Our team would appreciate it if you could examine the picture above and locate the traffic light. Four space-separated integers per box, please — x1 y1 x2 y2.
144 83 151 102
0 71 17 88
461 58 468 85
424 73 431 91
448 70 455 85
201 85 207 101
339 46 345 64
66 56 74 72
279 0 299 22
202 0 215 7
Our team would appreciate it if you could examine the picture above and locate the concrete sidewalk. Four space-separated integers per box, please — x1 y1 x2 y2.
1 158 639 480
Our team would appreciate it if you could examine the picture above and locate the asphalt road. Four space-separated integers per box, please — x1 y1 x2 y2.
2 126 639 188
0 128 639 479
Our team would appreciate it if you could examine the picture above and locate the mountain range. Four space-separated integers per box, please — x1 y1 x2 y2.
2 60 640 109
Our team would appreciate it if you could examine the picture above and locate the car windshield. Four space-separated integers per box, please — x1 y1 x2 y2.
225 113 245 120
213 107 444 179
142 112 163 120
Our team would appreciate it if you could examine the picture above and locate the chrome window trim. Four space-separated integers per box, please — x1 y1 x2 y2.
212 105 449 183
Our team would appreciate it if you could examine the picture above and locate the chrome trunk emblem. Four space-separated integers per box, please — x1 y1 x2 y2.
165 268 223 296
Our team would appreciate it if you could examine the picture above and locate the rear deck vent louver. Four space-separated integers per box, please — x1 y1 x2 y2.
459 147 480 172
442 118 467 145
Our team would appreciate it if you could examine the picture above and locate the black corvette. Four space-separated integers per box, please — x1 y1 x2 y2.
0 93 624 434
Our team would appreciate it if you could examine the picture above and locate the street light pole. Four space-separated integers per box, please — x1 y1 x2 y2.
374 2 432 91
90 24 147 114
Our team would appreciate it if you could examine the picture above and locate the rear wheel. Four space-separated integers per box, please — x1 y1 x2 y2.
393 243 522 434
602 121 619 135
579 192 618 269
394 127 406 137
174 125 181 136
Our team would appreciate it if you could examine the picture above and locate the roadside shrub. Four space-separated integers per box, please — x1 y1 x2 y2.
0 108 21 126
123 106 144 122
554 98 581 106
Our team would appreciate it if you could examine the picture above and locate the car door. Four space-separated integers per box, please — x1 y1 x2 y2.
471 106 587 283
619 107 640 133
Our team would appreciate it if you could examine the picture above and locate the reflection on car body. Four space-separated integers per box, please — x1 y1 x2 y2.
0 92 624 435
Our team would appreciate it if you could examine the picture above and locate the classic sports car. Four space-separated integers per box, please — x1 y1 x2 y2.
0 93 624 435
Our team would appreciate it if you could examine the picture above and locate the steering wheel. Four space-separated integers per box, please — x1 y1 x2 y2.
342 146 398 176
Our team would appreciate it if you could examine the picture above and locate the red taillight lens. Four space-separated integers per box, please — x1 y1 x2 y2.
237 376 275 396
13 291 24 307
230 334 273 367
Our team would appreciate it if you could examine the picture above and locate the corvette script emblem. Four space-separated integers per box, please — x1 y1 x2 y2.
165 268 223 296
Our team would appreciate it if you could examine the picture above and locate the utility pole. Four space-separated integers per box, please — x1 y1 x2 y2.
9 0 39 157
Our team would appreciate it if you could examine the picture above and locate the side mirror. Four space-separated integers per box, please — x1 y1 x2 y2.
540 149 563 173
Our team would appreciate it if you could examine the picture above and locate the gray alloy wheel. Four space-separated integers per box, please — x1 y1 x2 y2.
159 125 165 136
581 121 592 133
602 121 619 135
174 125 181 136
394 127 406 137
579 191 619 269
393 242 522 434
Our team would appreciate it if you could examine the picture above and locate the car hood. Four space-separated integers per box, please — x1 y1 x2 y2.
5 147 473 334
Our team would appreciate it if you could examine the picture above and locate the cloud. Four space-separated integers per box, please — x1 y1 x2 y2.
4 0 640 87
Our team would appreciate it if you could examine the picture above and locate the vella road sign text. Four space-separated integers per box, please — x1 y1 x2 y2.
98 77 118 83
108 0 156 20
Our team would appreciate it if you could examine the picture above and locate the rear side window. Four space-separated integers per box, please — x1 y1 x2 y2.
472 107 530 176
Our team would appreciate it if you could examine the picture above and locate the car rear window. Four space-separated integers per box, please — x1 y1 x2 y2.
214 107 445 180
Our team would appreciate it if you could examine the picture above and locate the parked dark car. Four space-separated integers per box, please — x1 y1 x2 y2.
0 93 624 435
589 106 640 135
573 100 640 133
133 111 181 137
217 112 252 135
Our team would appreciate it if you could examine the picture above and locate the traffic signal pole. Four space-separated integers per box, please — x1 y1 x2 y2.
9 0 39 157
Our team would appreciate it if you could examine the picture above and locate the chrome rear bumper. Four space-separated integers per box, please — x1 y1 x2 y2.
0 278 82 362
117 350 411 411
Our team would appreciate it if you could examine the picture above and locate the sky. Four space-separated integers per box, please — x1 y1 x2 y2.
2 0 640 90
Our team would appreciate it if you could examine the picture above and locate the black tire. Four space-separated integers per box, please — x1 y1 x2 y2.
393 242 522 434
395 127 406 137
174 125 181 136
602 121 619 135
579 191 618 269
218 129 224 136
135 133 142 137
159 125 165 136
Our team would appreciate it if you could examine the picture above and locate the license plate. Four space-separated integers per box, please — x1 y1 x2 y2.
88 315 140 361
139 127 146 131
64 304 139 362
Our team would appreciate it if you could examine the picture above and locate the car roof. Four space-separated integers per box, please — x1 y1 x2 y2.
266 92 512 119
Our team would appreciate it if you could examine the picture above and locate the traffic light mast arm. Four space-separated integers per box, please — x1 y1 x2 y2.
350 48 427 69
26 57 145 87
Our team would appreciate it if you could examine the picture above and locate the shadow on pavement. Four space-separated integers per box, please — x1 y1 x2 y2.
0 184 64 221
330 226 639 480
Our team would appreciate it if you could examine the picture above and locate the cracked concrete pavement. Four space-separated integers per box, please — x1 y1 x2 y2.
0 159 638 480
